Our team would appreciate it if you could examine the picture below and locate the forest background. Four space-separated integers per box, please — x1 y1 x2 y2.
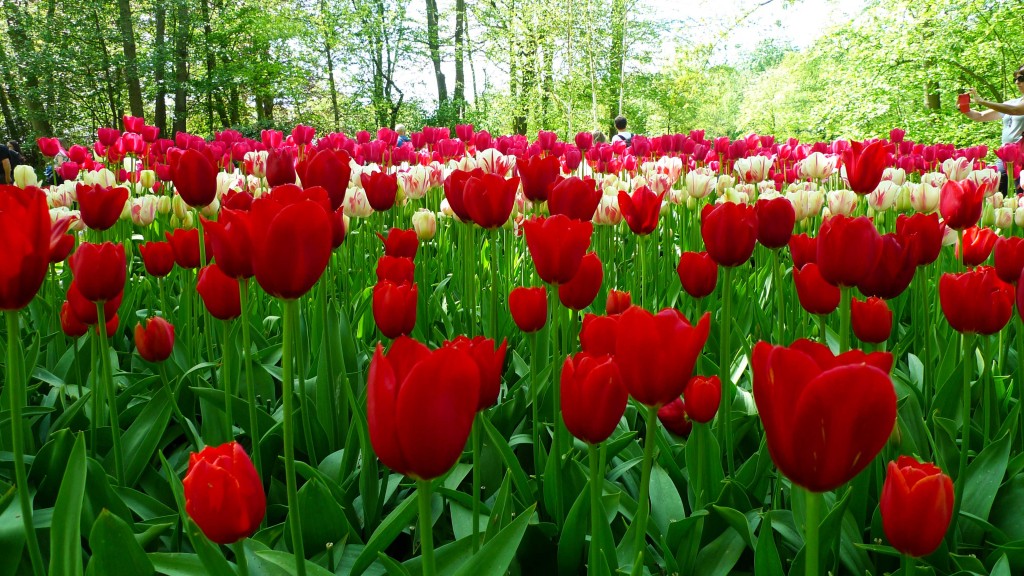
2 0 1022 164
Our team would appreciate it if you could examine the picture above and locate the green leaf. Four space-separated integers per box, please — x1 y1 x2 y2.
693 524 745 576
649 465 685 537
480 414 533 501
295 476 349 557
711 505 756 549
115 387 173 486
451 504 535 576
48 432 86 576
556 482 589 575
350 490 418 576
253 550 335 576
991 554 1011 576
962 432 1011 543
754 514 784 576
0 487 27 575
147 553 207 576
85 510 155 576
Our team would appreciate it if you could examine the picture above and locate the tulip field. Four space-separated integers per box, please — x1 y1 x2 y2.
5 121 1024 576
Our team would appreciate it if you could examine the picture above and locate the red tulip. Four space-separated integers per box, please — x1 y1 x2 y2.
752 340 896 492
373 281 417 338
291 124 315 146
377 228 419 260
940 267 1013 334
196 265 242 320
367 337 479 480
683 375 721 424
755 197 796 249
939 179 987 231
69 242 125 302
816 215 881 287
523 215 593 285
266 148 296 187
842 140 888 194
140 241 176 277
376 256 415 284
173 149 218 207
896 213 943 267
97 127 121 147
548 176 601 221
615 307 711 407
361 171 399 212
203 209 254 279
135 317 175 362
443 335 507 410
793 263 840 316
183 442 266 544
677 251 718 298
443 169 483 223
961 226 997 267
66 281 121 325
76 183 129 231
37 137 61 157
701 202 758 267
787 338 893 373
579 313 618 356
509 286 547 333
851 297 892 344
464 174 519 229
250 190 332 300
657 398 692 437
304 149 351 210
60 301 89 338
517 155 561 202
561 352 627 444
994 236 1024 283
558 252 603 310
788 233 817 269
605 289 631 315
857 233 916 300
49 218 75 264
880 456 954 558
618 186 664 235
0 186 53 310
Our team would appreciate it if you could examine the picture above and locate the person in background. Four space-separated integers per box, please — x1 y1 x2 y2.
395 124 411 147
0 142 13 184
592 130 607 144
962 65 1024 194
611 115 633 146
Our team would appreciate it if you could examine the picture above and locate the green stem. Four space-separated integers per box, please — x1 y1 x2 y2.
950 331 975 551
490 229 500 340
718 266 735 475
588 443 602 574
772 249 785 344
530 331 542 479
549 286 564 525
638 234 647 310
319 277 341 450
281 299 307 576
902 554 916 576
804 488 822 576
6 311 45 576
472 413 482 553
96 302 125 485
239 282 263 483
838 286 851 354
417 480 436 576
291 302 317 465
817 314 827 345
232 540 250 576
159 362 200 449
223 320 234 440
694 423 707 509
632 404 659 572
1017 317 1024 450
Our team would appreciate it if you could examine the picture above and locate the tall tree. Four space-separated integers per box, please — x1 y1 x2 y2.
424 0 448 115
453 0 466 119
155 0 169 135
3 0 53 136
116 0 145 118
173 0 191 134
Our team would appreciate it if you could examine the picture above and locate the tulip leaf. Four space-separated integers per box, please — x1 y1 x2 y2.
991 474 1024 540
377 552 411 576
294 476 348 557
693 524 745 576
556 481 590 574
49 431 86 576
451 504 535 576
484 472 513 542
650 465 686 537
404 534 476 574
711 506 756 549
253 550 334 576
114 387 173 487
0 486 27 575
480 414 534 501
85 510 155 576
991 554 1012 576
350 490 418 576
962 432 1012 544
147 553 207 576
754 514 784 576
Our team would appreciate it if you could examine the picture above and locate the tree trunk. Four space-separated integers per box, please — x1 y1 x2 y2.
454 0 466 119
3 0 54 136
90 6 120 128
173 0 191 134
229 86 240 125
116 0 145 118
606 0 627 131
424 0 448 112
199 0 216 132
0 82 19 141
155 0 168 135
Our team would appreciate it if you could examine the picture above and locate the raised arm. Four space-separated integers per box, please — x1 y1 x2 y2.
970 88 1024 116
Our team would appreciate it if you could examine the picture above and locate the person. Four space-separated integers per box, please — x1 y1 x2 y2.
611 115 633 146
0 142 11 185
395 124 411 147
962 66 1024 194
592 130 607 144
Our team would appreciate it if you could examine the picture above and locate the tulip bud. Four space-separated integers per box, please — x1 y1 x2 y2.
182 211 195 229
14 165 38 188
411 209 437 240
183 442 265 544
119 197 133 221
200 198 220 220
157 195 172 215
131 196 158 226
826 189 857 216
895 184 912 212
172 194 189 220
140 169 157 190
1016 206 1024 228
867 181 899 212
981 202 996 227
715 175 735 196
882 167 907 186
216 172 236 199
345 187 374 218
995 207 1013 230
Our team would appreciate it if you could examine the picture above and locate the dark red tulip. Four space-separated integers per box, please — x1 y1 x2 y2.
0 186 57 310
76 183 129 231
203 208 254 279
793 263 840 315
361 171 399 212
842 140 888 194
367 337 479 480
574 131 593 152
994 236 1024 283
135 316 175 362
880 456 954 558
752 340 896 492
291 124 315 146
561 352 627 444
579 313 618 356
657 398 692 437
37 137 61 157
266 148 296 187
896 213 943 267
66 281 120 325
852 297 892 344
548 176 601 221
701 202 758 267
97 127 120 147
69 242 125 302
222 190 254 211
443 335 507 410
376 256 415 284
377 228 418 260
523 215 593 285
755 197 796 249
304 149 351 211
443 169 484 223
816 215 881 287
858 233 916 300
61 300 89 338
49 221 75 264
183 442 266 544
615 307 711 407
464 174 519 229
788 233 817 269
606 289 631 315
618 186 664 235
961 226 997 267
558 252 603 310
373 281 417 338
683 375 721 424
677 251 718 298
197 264 242 320
330 206 346 249
940 267 1013 334
517 155 561 202
165 228 212 270
250 190 332 299
509 286 547 333
173 149 218 207
939 179 987 231
140 242 176 277
788 338 894 373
